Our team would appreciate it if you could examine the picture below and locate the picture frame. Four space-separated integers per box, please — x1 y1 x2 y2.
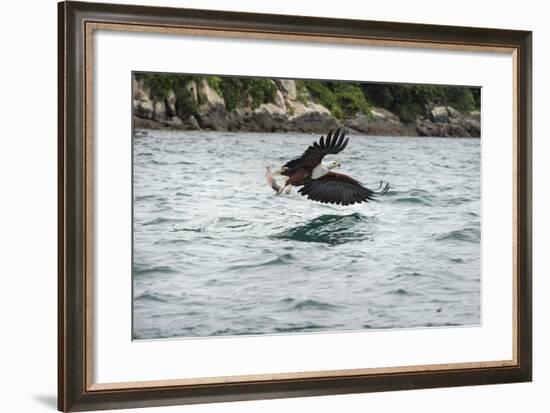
58 1 532 411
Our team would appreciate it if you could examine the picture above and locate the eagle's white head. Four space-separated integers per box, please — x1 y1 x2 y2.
312 160 342 179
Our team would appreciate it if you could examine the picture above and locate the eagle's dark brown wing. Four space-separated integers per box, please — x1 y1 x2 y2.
298 172 389 206
283 128 349 171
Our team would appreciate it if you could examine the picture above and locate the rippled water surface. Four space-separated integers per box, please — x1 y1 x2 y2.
133 130 480 339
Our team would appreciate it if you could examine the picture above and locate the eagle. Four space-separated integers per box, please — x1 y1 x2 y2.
267 128 389 206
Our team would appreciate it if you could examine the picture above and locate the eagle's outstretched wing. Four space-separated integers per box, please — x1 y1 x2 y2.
283 128 349 170
298 172 390 206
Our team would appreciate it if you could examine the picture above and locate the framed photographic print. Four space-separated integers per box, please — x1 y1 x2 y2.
58 1 532 411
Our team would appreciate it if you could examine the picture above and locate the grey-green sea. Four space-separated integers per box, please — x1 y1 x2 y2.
133 130 481 340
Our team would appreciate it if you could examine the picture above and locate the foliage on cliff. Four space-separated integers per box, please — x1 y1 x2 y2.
213 77 277 110
362 84 480 122
137 73 199 118
297 80 371 119
135 73 480 123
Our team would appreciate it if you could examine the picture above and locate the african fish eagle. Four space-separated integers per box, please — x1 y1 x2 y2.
267 128 389 206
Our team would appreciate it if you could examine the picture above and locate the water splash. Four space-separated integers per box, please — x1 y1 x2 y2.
273 213 373 245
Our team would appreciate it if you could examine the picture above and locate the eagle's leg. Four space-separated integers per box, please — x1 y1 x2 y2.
277 177 290 194
284 185 292 194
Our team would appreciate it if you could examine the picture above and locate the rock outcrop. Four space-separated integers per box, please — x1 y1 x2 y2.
275 79 297 100
228 104 288 132
286 101 339 132
194 80 228 130
347 108 415 136
416 105 480 138
153 101 166 122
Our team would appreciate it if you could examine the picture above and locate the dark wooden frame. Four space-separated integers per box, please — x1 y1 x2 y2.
58 1 532 411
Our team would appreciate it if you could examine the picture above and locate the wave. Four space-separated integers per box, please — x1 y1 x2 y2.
445 196 472 205
388 288 409 295
273 323 332 333
135 194 157 202
390 271 424 281
177 216 253 233
273 213 371 245
141 217 186 226
148 159 195 165
214 216 253 229
291 299 343 311
134 292 168 303
134 265 178 276
386 188 434 206
227 254 293 271
134 130 149 138
211 328 247 336
392 197 430 205
436 227 480 243
153 238 189 246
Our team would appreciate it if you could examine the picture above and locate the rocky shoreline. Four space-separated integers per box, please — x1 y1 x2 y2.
133 78 480 138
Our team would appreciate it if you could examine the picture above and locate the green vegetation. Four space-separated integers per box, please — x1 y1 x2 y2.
136 73 199 118
135 73 480 123
219 78 277 110
247 79 278 109
137 73 278 112
362 84 479 122
206 76 223 96
295 81 371 119
294 80 310 105
292 80 479 122
137 73 199 100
